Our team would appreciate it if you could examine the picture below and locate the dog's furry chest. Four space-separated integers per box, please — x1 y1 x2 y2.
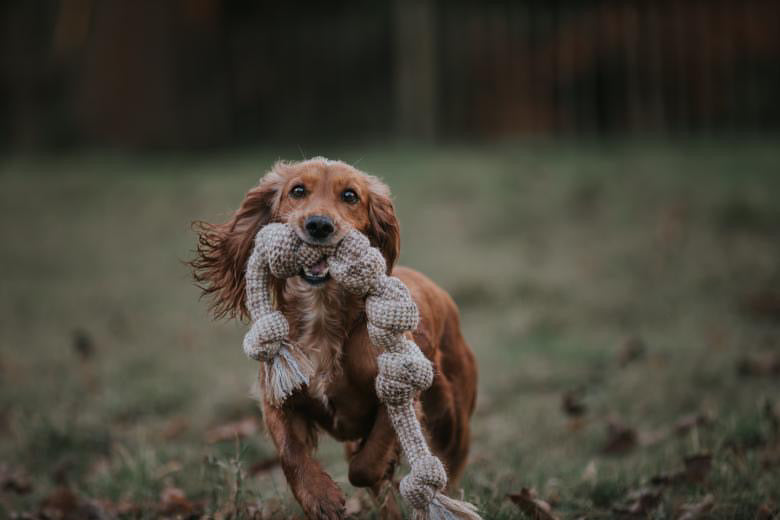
283 280 361 404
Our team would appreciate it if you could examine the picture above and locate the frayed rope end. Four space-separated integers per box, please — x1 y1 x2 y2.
264 341 314 407
411 493 482 520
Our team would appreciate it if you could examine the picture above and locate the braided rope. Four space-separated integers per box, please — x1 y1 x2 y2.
243 224 334 406
244 223 481 519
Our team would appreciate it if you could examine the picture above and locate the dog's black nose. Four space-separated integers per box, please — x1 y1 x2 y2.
304 215 334 240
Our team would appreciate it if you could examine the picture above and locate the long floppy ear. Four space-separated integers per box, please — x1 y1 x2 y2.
365 176 400 273
190 166 286 321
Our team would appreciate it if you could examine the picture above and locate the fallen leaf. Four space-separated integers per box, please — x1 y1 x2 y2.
682 454 712 484
205 417 259 444
742 291 780 322
737 353 780 377
566 416 587 432
756 501 778 520
160 416 190 440
159 486 202 517
650 453 712 487
94 498 142 516
602 420 638 455
677 494 715 520
39 487 84 520
760 444 780 469
72 328 95 360
612 488 662 517
562 389 587 417
0 464 32 494
248 457 280 476
649 472 675 486
508 487 560 520
618 336 646 367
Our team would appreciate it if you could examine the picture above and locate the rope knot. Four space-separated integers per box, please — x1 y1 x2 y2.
243 310 288 361
366 277 419 333
377 346 434 391
260 223 332 277
399 455 447 509
328 230 386 294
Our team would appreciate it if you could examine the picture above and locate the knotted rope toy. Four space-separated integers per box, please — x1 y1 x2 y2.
243 223 481 520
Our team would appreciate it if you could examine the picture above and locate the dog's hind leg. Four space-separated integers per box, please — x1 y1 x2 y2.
345 406 402 519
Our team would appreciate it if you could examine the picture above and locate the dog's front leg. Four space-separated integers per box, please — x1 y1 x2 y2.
263 400 345 520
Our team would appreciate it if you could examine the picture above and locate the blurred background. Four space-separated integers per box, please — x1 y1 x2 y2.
1 1 780 519
3 0 780 149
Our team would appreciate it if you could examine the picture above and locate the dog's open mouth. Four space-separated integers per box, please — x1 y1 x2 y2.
300 258 330 286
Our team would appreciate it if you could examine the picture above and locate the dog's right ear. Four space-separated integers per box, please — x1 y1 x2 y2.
190 166 286 321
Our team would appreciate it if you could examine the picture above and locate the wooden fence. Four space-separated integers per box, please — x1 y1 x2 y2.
1 0 779 149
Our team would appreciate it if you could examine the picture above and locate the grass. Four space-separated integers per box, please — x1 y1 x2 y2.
1 141 779 518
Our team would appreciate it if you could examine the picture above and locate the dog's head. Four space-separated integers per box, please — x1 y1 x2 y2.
191 158 400 319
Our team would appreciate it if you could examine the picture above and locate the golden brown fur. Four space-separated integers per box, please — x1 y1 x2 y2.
191 158 477 520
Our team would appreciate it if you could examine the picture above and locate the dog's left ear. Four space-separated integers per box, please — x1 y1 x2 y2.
366 176 400 273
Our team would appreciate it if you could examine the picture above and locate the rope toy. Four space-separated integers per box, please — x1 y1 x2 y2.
243 223 481 520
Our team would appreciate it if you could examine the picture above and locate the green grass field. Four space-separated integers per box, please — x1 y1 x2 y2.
1 142 779 519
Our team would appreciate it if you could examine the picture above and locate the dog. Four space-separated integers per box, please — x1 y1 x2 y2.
191 158 478 519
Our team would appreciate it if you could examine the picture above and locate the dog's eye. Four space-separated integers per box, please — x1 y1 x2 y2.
341 189 359 205
290 185 306 199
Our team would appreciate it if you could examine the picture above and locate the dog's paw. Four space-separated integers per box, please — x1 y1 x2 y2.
297 470 346 520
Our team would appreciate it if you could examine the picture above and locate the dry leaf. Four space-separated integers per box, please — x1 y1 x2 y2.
159 486 202 517
737 353 780 377
0 464 32 494
160 416 190 440
682 454 712 484
756 501 778 520
677 494 715 520
602 420 638 455
508 487 560 520
650 453 712 487
39 486 84 520
742 291 780 322
88 498 142 517
205 417 259 444
111 499 142 516
612 488 662 517
562 389 587 417
71 328 95 360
